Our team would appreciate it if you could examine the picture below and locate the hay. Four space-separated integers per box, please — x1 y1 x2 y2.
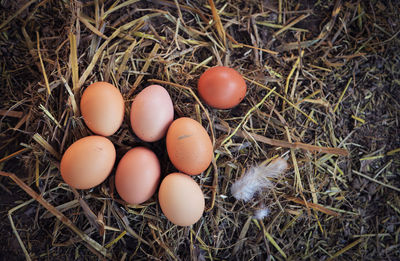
0 0 399 260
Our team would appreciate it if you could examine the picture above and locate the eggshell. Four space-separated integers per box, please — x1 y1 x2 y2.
80 82 125 136
166 117 213 175
158 173 205 226
115 147 161 205
198 66 247 109
60 136 116 189
130 85 174 142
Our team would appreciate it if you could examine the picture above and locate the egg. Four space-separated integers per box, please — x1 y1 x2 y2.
166 117 213 175
80 82 125 136
60 136 116 189
198 66 247 109
115 147 160 205
158 173 205 226
130 85 174 142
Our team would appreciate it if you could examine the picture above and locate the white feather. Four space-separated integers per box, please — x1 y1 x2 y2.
254 207 270 220
231 157 288 202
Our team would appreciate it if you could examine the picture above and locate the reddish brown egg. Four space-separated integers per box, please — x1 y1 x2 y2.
198 66 247 109
80 82 125 136
115 147 160 205
158 173 205 226
166 117 213 175
60 136 116 189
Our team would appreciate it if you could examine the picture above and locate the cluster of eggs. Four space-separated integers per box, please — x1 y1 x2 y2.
60 66 247 226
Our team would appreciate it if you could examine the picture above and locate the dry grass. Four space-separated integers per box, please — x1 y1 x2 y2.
0 0 399 260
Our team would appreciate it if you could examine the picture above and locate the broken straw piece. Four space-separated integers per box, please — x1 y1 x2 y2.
231 157 288 202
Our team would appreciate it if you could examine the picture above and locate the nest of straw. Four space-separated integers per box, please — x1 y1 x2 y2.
1 0 399 260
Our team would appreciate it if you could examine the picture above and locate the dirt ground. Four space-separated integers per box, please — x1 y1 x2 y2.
0 0 399 260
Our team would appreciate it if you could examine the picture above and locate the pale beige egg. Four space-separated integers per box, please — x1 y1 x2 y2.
158 173 205 226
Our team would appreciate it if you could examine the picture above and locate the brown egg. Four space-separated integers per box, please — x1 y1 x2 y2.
130 85 174 142
198 66 247 109
60 136 116 189
115 147 160 205
80 82 125 136
158 173 205 226
166 117 213 175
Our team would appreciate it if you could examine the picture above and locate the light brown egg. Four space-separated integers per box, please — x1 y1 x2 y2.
158 173 205 226
60 136 116 189
80 82 125 136
115 147 160 205
130 85 174 142
166 117 213 175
